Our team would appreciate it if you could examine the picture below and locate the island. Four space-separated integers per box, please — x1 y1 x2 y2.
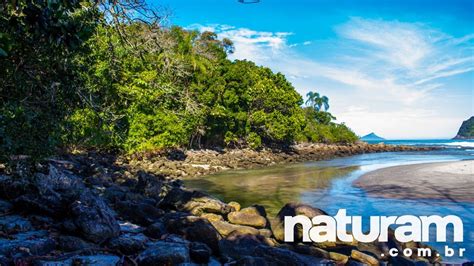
360 132 385 141
454 116 474 139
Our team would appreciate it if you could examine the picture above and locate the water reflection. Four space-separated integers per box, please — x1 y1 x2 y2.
184 164 360 216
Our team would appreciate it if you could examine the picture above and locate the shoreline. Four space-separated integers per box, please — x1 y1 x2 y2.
128 142 435 179
354 160 474 202
0 144 444 265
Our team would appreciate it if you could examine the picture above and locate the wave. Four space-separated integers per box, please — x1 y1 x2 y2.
441 142 474 148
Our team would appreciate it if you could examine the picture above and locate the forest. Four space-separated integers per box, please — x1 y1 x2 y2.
0 0 358 161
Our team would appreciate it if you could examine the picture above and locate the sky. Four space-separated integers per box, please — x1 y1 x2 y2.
154 0 473 139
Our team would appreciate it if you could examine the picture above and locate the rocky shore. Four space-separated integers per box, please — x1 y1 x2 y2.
0 145 442 266
129 142 434 179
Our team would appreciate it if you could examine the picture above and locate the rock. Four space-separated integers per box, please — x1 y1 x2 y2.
161 187 234 215
35 254 121 266
0 230 55 257
107 233 148 255
277 203 327 220
219 233 266 259
137 241 190 265
293 244 330 259
0 215 32 234
210 220 259 237
351 249 379 266
119 221 144 234
0 200 12 214
114 200 164 226
272 203 327 242
227 207 267 228
57 235 96 252
0 175 32 200
144 221 166 239
253 245 334 266
70 192 120 243
163 214 222 253
228 256 270 265
189 242 212 264
258 229 273 238
201 213 224 222
329 252 349 264
134 171 167 202
13 165 86 216
268 217 285 242
228 201 241 212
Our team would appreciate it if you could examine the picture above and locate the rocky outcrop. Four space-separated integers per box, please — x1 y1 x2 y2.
454 116 474 139
0 152 443 265
129 142 436 179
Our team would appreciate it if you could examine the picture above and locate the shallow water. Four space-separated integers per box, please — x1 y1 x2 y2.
184 146 474 262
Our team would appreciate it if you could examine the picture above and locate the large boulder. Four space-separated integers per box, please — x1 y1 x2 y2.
70 192 120 243
13 165 86 216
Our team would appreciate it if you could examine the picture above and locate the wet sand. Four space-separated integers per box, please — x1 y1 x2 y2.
354 160 474 202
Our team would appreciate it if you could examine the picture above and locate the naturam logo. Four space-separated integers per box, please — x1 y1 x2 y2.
284 209 463 243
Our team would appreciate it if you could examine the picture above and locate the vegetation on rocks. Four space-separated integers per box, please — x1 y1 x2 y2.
1 0 357 162
454 116 474 139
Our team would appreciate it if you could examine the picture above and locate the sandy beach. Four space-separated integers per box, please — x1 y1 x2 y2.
354 160 474 202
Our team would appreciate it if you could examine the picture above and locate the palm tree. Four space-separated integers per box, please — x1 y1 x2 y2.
305 91 329 111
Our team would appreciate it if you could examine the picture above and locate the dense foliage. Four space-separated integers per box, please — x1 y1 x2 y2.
0 0 357 161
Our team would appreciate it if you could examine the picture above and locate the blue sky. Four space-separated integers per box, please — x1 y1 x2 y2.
154 0 473 139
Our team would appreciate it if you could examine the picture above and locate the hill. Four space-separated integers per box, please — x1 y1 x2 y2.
454 116 474 139
361 132 385 141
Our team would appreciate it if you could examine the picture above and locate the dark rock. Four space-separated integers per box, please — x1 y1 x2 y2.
107 233 148 255
189 242 212 264
134 171 167 202
70 192 120 243
144 221 166 239
0 200 12 214
162 213 222 253
57 235 96 252
228 256 269 266
253 245 334 266
114 200 164 226
0 215 32 234
0 175 32 200
137 241 190 265
13 165 86 216
35 254 121 266
0 230 55 257
219 233 265 259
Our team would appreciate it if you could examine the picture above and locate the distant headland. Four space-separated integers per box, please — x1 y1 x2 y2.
360 132 385 141
453 116 474 139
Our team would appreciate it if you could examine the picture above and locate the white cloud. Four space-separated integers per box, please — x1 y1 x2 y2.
189 19 474 138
